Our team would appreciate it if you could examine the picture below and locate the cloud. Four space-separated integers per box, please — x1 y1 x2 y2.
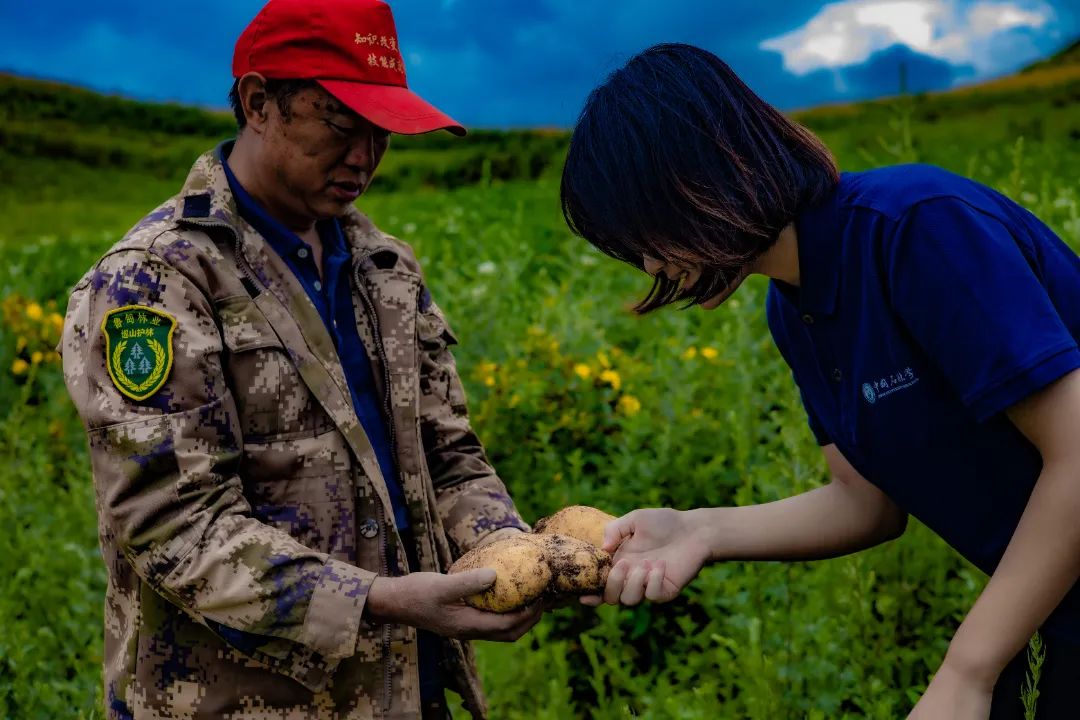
0 0 1074 126
761 0 1054 77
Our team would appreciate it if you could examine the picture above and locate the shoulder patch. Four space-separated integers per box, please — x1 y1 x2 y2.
101 305 177 401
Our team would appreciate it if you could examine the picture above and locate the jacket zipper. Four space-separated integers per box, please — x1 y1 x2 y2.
354 258 399 715
375 500 393 714
353 262 399 486
193 223 403 712
232 235 261 297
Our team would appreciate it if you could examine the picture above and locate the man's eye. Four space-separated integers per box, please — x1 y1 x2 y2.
324 120 354 136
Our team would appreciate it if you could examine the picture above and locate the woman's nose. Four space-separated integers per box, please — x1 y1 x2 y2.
643 256 665 277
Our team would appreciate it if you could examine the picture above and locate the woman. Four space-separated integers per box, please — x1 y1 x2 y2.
561 43 1080 719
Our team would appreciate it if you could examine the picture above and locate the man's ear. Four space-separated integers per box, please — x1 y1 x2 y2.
237 72 270 133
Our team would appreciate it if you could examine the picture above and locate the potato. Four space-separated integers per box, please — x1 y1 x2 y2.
448 534 552 612
448 531 612 612
533 505 617 549
543 534 611 594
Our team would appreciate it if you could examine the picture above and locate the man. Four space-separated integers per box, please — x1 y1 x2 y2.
59 1 541 717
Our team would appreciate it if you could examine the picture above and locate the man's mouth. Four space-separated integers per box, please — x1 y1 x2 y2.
328 181 362 200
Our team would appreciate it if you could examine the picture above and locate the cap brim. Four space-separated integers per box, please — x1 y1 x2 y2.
318 80 466 136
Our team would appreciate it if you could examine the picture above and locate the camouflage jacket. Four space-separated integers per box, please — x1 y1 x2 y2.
60 148 529 720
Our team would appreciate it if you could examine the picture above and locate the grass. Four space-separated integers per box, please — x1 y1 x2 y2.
0 56 1078 718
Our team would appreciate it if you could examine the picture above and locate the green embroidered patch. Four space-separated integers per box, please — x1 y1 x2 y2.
101 305 177 401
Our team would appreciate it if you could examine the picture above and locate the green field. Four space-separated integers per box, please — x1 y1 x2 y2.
1 54 1079 719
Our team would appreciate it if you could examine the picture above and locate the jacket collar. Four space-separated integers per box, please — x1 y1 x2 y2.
173 142 403 265
172 143 413 528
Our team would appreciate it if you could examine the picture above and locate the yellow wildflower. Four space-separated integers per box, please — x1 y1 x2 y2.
573 363 592 380
31 351 43 365
682 346 698 360
508 393 521 408
478 361 498 376
11 358 29 375
49 312 64 333
701 347 719 360
26 302 43 321
599 369 622 390
597 351 611 369
15 336 27 353
483 375 496 387
618 394 642 416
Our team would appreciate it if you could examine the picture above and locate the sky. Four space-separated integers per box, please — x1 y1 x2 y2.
2 1 1076 128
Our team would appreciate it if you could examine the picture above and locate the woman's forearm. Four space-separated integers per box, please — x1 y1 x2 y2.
943 460 1080 684
695 478 907 563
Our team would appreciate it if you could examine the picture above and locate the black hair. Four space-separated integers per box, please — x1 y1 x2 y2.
228 78 319 129
561 43 839 312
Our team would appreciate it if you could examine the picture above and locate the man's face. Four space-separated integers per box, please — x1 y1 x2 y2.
258 86 390 225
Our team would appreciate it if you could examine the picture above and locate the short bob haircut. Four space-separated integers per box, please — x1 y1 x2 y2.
561 43 839 313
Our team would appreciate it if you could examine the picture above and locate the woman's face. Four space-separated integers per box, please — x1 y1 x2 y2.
642 256 751 310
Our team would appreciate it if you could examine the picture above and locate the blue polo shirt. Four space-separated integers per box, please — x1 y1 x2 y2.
220 149 409 531
767 164 1080 640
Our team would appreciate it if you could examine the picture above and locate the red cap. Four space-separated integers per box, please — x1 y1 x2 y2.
233 0 465 136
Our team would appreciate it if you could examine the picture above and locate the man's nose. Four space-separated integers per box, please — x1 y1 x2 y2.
343 132 374 168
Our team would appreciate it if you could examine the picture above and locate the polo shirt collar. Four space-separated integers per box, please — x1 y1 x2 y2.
792 179 844 317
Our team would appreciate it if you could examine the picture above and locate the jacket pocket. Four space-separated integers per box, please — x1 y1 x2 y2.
242 429 356 560
217 295 334 442
416 301 465 409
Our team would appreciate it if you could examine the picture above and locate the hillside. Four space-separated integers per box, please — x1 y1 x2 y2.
792 36 1080 127
0 72 567 193
1 36 1078 197
1023 37 1080 73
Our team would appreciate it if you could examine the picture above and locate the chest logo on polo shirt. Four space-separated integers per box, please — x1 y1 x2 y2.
862 367 918 405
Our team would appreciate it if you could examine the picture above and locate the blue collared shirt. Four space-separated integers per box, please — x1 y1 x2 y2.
220 148 410 531
768 164 1080 640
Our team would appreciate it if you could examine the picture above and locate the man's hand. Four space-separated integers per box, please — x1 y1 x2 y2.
906 661 994 720
366 569 544 642
581 508 711 607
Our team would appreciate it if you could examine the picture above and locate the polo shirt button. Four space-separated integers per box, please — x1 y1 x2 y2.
359 518 379 539
802 314 814 325
313 280 323 292
297 248 309 259
832 368 843 382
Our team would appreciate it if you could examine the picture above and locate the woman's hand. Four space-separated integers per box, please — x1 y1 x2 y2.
906 661 994 720
581 508 711 607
